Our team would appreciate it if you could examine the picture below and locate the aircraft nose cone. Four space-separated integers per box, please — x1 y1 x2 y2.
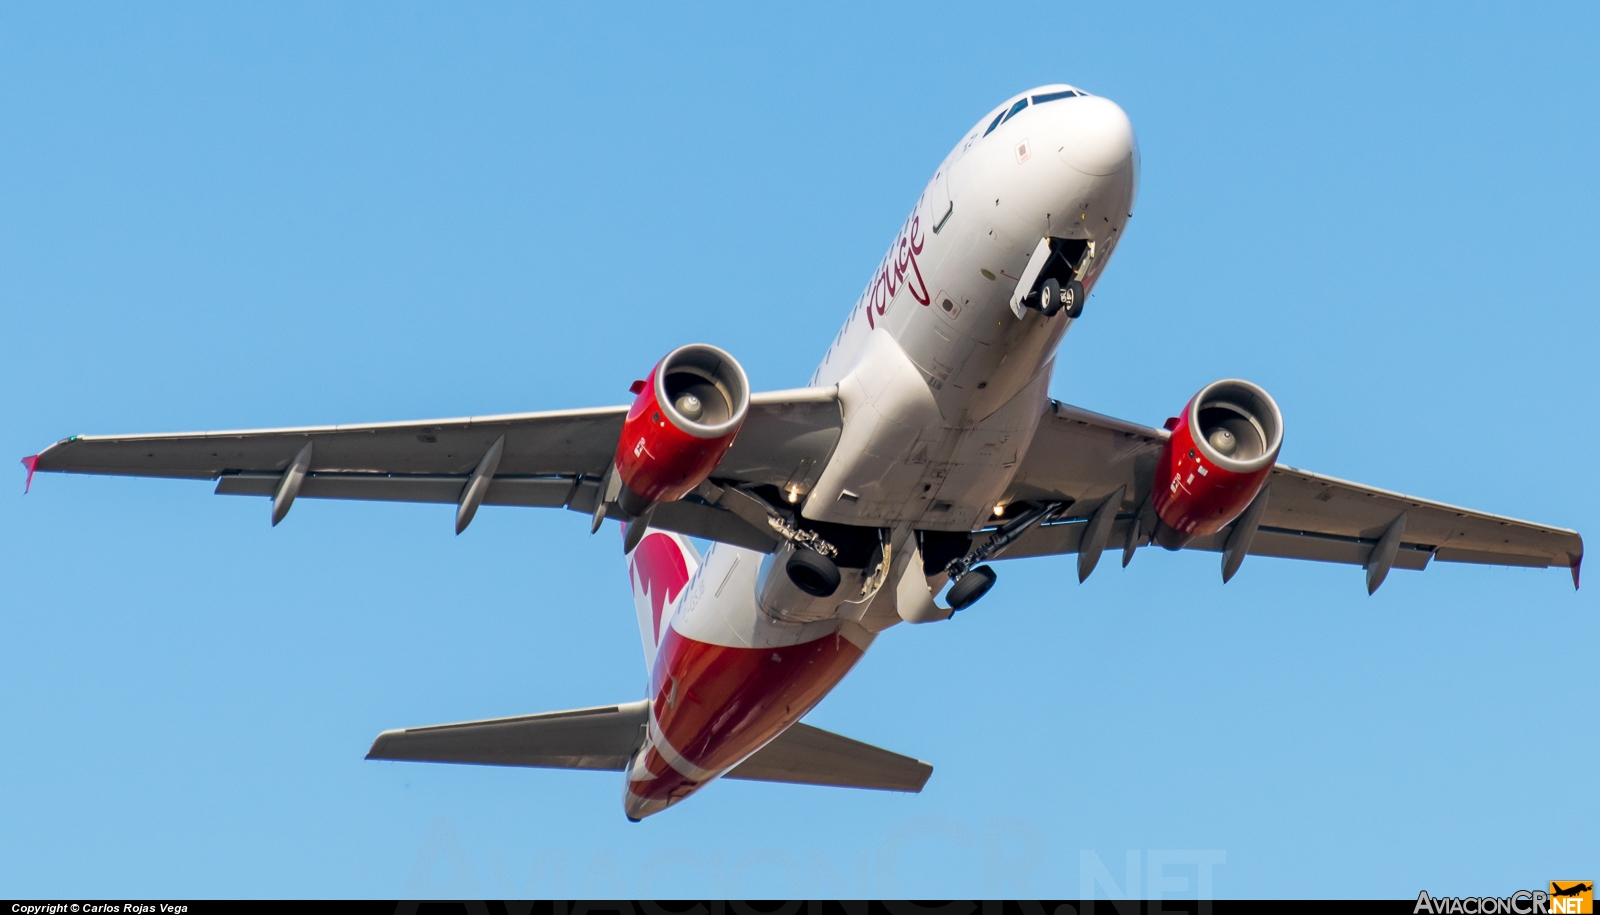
1057 97 1135 176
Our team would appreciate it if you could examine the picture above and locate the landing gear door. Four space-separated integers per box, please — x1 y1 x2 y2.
1075 240 1096 283
1008 237 1055 319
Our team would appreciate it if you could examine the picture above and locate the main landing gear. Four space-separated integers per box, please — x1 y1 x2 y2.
939 500 1065 612
946 565 997 609
786 547 841 597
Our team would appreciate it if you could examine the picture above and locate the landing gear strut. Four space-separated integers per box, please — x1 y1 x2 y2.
941 500 1064 611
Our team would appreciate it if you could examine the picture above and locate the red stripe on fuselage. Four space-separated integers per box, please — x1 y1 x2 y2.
627 626 864 805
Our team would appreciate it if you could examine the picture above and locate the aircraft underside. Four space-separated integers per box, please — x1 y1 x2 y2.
25 83 1582 820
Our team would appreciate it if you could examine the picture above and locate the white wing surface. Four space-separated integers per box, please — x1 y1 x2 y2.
29 388 843 550
1001 400 1583 586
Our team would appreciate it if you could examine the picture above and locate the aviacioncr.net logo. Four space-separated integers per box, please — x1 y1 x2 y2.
1414 882 1592 914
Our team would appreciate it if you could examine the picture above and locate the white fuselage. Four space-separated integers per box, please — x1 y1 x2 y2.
625 85 1138 819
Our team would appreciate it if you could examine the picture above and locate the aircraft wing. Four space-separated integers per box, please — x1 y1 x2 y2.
999 400 1583 588
26 387 842 549
367 702 933 793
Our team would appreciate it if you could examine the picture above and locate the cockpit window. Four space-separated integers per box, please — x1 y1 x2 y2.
983 97 1031 137
1031 89 1081 104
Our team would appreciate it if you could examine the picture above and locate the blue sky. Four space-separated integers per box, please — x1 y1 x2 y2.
3 1 1595 899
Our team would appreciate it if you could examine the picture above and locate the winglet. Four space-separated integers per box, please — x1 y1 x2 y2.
1571 552 1582 591
20 455 38 493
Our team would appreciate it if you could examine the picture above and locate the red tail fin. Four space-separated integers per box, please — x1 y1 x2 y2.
625 528 699 666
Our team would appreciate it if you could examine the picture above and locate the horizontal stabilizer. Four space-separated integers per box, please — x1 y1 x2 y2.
366 702 933 794
366 701 648 771
727 722 933 793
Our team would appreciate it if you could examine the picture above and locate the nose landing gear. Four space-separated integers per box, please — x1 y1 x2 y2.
1062 279 1086 318
1017 237 1091 319
1036 278 1061 316
1034 278 1085 319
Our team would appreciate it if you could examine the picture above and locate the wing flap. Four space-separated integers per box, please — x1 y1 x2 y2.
214 472 580 507
212 472 778 550
991 518 1435 571
725 722 933 793
1230 526 1434 570
365 700 649 771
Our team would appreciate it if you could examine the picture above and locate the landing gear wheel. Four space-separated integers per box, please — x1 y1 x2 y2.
947 565 998 610
1062 280 1085 319
787 548 841 597
1037 277 1063 317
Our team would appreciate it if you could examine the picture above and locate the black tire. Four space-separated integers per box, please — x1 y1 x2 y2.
1038 277 1062 317
786 548 841 597
1063 280 1085 318
947 565 997 610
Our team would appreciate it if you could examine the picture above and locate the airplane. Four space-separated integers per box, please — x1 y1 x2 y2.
23 84 1583 821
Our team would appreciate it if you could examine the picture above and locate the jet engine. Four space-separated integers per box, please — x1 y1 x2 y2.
1152 379 1283 549
614 343 750 516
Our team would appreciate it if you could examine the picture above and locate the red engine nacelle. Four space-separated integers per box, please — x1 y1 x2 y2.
614 343 750 516
1152 379 1284 549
